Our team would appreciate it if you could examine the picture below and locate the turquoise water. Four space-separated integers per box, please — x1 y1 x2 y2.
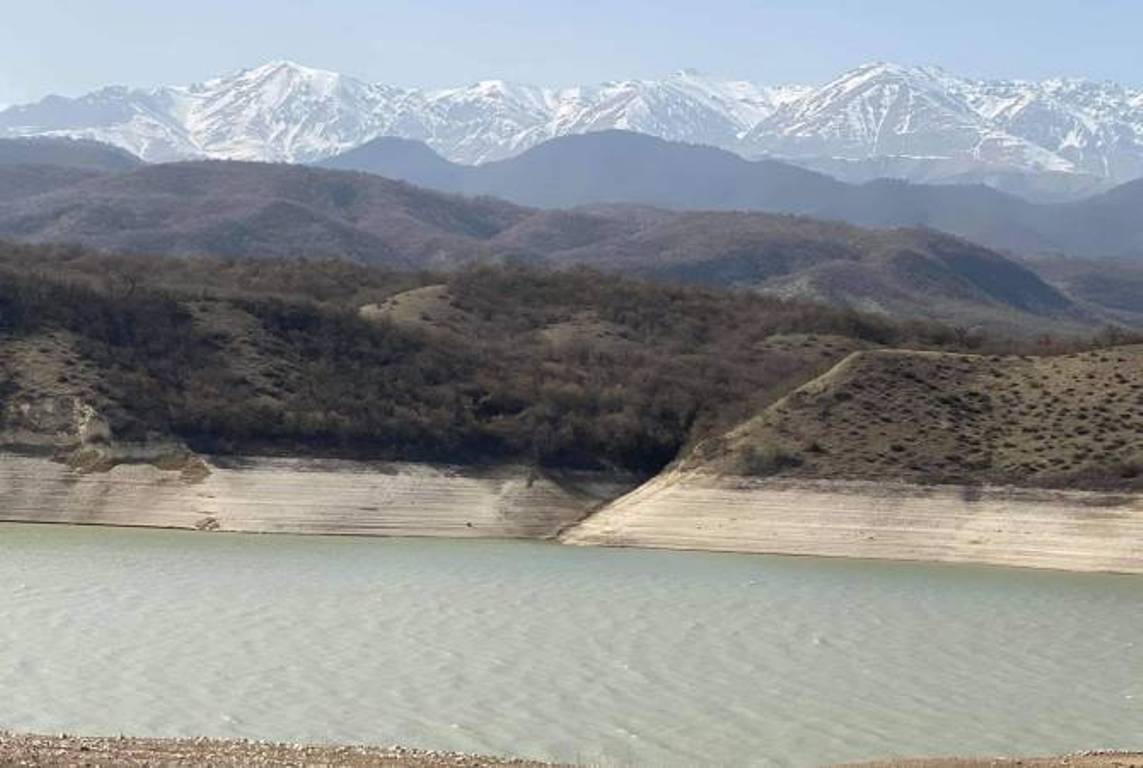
0 524 1140 766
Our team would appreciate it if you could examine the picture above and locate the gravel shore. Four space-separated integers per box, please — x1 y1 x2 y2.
0 733 559 767
3 734 1139 767
849 754 1143 768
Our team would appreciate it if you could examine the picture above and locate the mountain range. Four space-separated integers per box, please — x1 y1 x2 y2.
322 131 1143 261
2 61 1141 198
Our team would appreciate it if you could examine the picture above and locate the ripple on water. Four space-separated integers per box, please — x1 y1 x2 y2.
0 525 1141 766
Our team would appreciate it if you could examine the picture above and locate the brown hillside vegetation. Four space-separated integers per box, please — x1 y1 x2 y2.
554 211 1092 334
0 160 1122 335
1 244 1137 482
0 244 929 473
1031 256 1143 329
694 346 1143 491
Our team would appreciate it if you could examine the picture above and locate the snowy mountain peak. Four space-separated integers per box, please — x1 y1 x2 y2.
1 60 1141 187
192 60 351 96
839 60 912 80
246 59 321 75
743 62 1103 177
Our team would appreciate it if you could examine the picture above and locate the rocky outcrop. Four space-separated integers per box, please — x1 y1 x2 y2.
0 395 110 449
560 472 1143 574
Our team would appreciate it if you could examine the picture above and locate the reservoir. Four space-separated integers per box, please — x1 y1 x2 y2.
1 524 1140 766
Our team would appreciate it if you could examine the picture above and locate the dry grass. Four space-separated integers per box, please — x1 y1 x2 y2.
360 284 469 335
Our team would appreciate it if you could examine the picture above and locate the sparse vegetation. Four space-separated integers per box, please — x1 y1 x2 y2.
0 244 919 473
1 243 1138 485
706 346 1143 491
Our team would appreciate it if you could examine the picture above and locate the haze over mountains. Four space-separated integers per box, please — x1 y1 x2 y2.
323 131 1143 261
2 60 1141 198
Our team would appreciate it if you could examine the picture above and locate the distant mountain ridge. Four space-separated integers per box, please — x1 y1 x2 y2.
2 60 1140 195
321 131 1143 261
0 136 145 202
0 136 142 172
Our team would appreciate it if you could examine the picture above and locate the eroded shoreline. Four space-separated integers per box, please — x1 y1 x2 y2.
1 451 1141 575
0 451 634 540
561 471 1143 574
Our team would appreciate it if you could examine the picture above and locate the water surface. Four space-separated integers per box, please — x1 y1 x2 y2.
1 524 1141 766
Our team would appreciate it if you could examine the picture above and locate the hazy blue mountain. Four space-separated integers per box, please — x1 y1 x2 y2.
320 131 1143 261
0 136 142 172
0 137 144 202
321 131 844 211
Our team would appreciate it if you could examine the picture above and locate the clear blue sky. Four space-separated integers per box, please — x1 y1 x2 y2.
0 0 1139 104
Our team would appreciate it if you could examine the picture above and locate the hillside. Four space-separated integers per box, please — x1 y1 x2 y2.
0 159 1106 335
542 211 1091 334
2 244 1136 480
3 245 1141 573
562 343 1143 572
321 131 1143 261
0 164 104 202
3 245 942 474
1029 257 1143 328
0 137 142 172
688 347 1143 491
0 137 143 203
0 161 527 265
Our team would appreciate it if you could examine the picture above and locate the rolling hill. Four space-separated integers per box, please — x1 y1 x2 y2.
0 161 527 266
0 246 938 472
687 345 1143 491
0 137 144 202
0 136 142 172
1 244 1136 489
0 159 1098 334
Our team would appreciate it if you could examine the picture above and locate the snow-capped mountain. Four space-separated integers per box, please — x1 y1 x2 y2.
958 76 1143 183
531 71 810 156
743 63 1075 176
0 63 383 162
0 62 806 165
2 60 1141 192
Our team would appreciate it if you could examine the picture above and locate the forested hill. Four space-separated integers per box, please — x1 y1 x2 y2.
2 242 1093 476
